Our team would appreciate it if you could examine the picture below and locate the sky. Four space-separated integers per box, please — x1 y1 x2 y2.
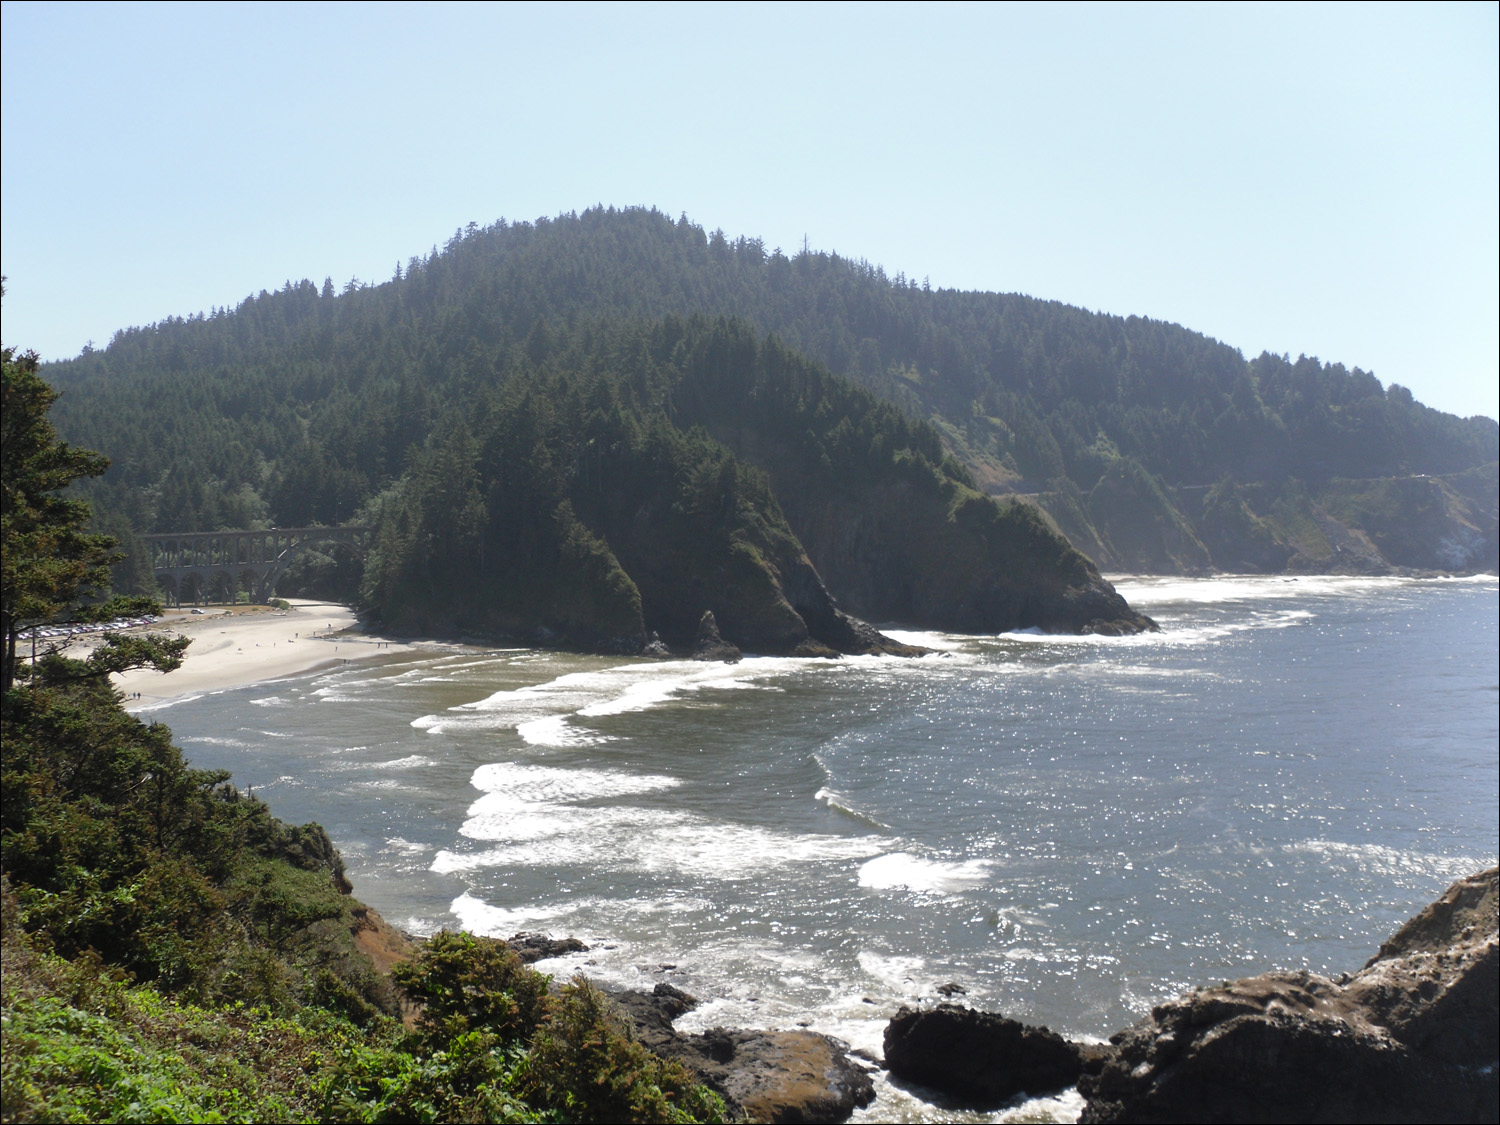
2 2 1496 420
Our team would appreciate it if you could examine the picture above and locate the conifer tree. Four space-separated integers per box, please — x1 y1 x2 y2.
1 333 185 698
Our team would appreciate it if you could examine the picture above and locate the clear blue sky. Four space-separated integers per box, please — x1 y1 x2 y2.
3 1 1496 419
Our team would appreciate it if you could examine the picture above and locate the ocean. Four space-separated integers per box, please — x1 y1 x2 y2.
153 574 1499 1122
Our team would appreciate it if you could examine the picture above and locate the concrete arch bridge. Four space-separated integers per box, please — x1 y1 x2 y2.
141 526 369 605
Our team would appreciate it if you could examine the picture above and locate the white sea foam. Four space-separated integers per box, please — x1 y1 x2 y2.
449 891 713 941
515 714 614 747
131 693 204 712
470 761 679 802
855 951 932 993
436 819 882 879
436 758 883 878
458 802 682 846
997 607 1312 647
450 891 562 935
815 788 891 830
414 656 812 739
182 735 251 748
858 852 993 893
1001 1090 1087 1124
879 629 966 651
375 755 433 769
634 823 883 879
438 656 526 670
1110 573 1446 607
250 695 288 706
385 837 429 856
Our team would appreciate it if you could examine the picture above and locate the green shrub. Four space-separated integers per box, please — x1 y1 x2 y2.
391 931 550 1045
520 978 724 1125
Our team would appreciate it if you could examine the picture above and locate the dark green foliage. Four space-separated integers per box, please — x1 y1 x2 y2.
373 936 723 1124
2 909 385 1124
318 1030 535 1124
392 932 550 1044
43 208 1494 534
1 346 184 694
521 978 723 1124
1 675 392 1016
38 207 1495 580
351 312 1115 644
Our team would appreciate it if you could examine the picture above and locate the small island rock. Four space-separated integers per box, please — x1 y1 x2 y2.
883 1004 1107 1105
691 610 743 662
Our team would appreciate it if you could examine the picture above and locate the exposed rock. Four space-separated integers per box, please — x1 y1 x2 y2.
612 985 875 1123
691 610 743 662
884 1004 1108 1106
504 931 589 963
1079 867 1500 1123
640 630 673 658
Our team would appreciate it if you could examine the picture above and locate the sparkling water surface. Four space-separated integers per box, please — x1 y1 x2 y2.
155 575 1499 1122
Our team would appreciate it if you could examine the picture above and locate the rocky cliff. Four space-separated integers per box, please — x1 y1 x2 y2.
881 868 1498 1123
1081 867 1498 1122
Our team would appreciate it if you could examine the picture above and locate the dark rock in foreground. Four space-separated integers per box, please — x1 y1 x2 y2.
613 984 876 1123
1080 866 1499 1123
504 931 589 963
883 1004 1111 1106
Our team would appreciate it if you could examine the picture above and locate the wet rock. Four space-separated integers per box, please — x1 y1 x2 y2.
884 1004 1102 1106
691 610 742 662
1079 867 1499 1123
504 932 588 963
612 986 874 1122
640 630 672 658
611 982 700 1036
700 1029 876 1124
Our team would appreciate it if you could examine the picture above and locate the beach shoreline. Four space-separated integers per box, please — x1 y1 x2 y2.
97 599 421 711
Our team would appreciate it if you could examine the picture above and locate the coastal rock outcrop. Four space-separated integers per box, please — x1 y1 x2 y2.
883 1004 1112 1105
504 931 589 963
703 423 1159 638
613 984 876 1123
1079 867 1499 1123
691 610 743 662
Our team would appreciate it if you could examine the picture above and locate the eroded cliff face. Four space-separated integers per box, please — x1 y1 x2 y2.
702 428 1155 636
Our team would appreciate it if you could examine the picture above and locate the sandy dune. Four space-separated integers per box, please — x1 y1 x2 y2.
101 600 418 711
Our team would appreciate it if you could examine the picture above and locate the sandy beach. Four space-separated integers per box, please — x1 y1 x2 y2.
99 599 419 711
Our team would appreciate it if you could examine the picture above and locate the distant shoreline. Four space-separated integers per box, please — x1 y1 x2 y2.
102 599 421 711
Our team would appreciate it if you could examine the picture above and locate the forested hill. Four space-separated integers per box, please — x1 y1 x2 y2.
46 206 1497 573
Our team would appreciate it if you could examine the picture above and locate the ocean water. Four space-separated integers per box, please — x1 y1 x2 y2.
157 575 1499 1122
